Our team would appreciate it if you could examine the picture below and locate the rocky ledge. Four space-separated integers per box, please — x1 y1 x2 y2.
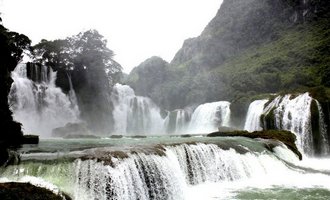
207 130 302 160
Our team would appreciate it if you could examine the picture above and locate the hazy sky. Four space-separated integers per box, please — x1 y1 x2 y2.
0 0 222 73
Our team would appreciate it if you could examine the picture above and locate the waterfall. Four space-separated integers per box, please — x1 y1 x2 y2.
187 101 231 133
111 84 232 134
111 84 166 134
8 63 80 137
163 109 192 134
3 141 322 200
245 93 330 156
244 99 268 132
74 153 186 200
273 93 313 155
66 72 79 111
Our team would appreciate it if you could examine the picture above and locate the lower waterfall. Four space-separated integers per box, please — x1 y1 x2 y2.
2 138 330 200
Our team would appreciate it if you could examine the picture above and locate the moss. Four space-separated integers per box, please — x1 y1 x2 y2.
130 135 147 139
207 130 302 160
0 182 71 200
308 86 330 102
110 135 123 139
261 107 277 130
310 99 322 154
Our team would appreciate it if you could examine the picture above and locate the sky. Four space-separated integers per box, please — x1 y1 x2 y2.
0 0 222 73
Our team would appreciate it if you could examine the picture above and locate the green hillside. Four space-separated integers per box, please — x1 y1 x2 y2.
125 0 330 111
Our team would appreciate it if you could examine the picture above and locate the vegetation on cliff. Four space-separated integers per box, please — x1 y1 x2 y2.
125 0 330 115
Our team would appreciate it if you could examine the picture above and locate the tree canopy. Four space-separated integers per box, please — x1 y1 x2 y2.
32 30 122 134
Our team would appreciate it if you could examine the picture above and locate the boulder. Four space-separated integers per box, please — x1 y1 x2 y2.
52 122 90 138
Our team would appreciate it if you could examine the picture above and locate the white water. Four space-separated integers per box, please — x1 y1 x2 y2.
2 141 330 200
244 93 330 156
111 84 231 134
8 63 80 137
188 101 231 133
163 109 191 134
244 99 268 132
274 94 313 154
111 83 166 134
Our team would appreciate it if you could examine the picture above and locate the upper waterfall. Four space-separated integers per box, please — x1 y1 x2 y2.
111 83 166 134
111 84 232 134
188 101 231 133
8 63 80 137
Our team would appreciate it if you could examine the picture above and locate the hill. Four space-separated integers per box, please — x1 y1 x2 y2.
125 0 330 111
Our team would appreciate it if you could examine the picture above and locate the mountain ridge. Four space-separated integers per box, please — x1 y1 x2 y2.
125 0 330 112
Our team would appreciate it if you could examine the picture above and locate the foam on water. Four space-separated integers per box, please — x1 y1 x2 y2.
2 141 330 200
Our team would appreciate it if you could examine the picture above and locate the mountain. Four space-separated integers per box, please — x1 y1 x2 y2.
125 0 330 114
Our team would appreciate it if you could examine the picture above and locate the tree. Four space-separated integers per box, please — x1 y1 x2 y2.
0 18 31 145
32 30 122 134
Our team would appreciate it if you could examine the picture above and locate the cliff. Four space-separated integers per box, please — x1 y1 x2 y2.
126 0 330 111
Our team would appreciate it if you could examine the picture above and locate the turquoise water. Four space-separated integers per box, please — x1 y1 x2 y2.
233 187 330 200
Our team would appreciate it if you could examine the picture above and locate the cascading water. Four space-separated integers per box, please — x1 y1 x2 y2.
245 93 329 156
2 138 330 200
111 84 232 134
244 99 268 132
273 94 314 155
8 63 80 137
163 109 192 134
111 84 166 134
187 101 231 133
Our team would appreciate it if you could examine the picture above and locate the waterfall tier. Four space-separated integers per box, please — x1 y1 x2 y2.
111 84 166 134
244 93 329 156
111 84 231 134
8 63 80 137
1 138 310 200
244 100 268 132
187 101 231 133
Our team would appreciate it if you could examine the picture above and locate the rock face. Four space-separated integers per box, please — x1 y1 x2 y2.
0 182 71 200
125 56 170 106
172 0 330 69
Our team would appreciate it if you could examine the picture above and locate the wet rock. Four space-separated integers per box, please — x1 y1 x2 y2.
52 123 90 138
207 130 302 160
0 182 71 200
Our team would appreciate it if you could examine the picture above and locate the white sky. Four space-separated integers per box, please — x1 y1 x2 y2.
0 0 222 73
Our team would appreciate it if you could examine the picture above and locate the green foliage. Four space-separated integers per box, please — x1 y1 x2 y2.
125 0 330 120
32 30 122 134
